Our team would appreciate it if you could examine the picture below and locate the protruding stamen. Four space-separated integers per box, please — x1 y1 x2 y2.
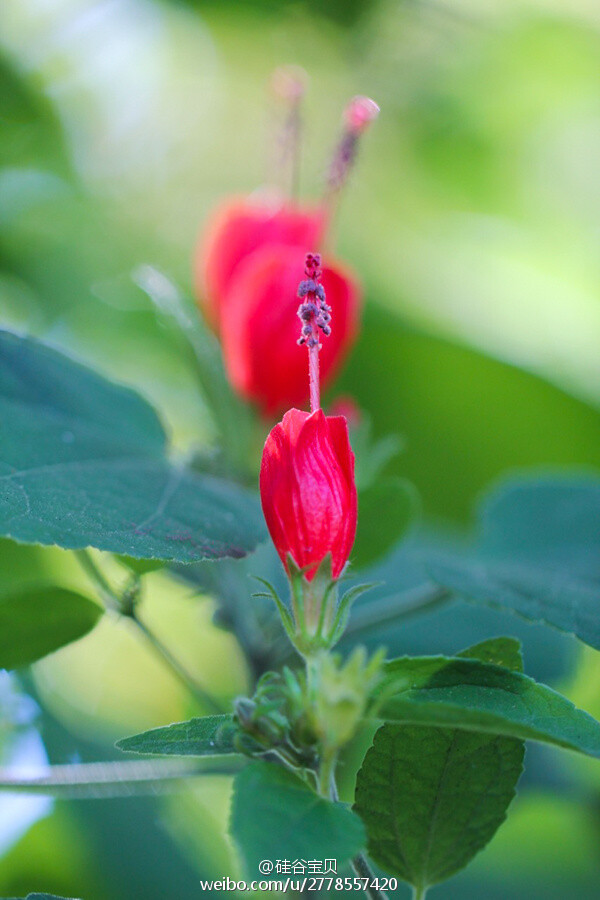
270 65 308 199
326 95 380 195
297 252 330 412
344 96 380 134
271 65 308 102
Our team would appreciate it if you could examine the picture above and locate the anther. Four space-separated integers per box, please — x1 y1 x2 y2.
297 252 331 413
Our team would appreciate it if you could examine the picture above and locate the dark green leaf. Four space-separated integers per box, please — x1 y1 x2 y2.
0 330 266 563
353 477 417 569
427 476 600 649
0 586 102 669
355 637 524 890
116 715 241 757
375 654 600 757
230 761 365 877
355 725 523 891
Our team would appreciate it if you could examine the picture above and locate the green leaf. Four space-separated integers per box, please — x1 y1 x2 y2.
456 635 524 672
353 477 418 569
355 636 525 891
355 725 524 891
375 654 600 758
230 761 365 877
0 586 102 669
427 476 600 649
0 330 266 563
116 715 243 757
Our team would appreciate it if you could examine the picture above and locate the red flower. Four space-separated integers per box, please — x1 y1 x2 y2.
196 197 325 331
221 243 360 415
259 408 357 580
194 91 378 414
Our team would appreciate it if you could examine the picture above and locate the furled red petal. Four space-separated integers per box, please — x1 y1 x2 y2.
259 408 357 580
195 197 324 330
222 243 360 414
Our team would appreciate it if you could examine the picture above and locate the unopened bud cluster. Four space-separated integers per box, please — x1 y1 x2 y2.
233 670 318 769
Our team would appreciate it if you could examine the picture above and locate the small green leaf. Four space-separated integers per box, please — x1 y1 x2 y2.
427 476 600 649
456 636 524 672
355 636 524 892
116 715 242 757
353 477 418 569
0 586 102 669
0 330 266 563
230 761 365 877
375 654 600 758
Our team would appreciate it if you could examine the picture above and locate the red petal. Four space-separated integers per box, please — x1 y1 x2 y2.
222 243 361 415
195 197 324 330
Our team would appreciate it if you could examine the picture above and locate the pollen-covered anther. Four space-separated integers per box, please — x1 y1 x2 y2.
298 279 318 298
298 301 318 321
297 251 331 349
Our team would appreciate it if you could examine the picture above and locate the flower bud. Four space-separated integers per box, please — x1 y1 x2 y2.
259 408 357 580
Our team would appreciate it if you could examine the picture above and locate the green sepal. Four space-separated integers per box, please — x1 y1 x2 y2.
250 575 295 640
329 581 380 647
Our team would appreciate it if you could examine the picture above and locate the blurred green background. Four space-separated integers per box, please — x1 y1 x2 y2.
1 0 600 897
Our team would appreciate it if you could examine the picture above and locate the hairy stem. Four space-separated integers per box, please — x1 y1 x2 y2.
329 772 388 900
0 759 239 798
352 853 389 900
130 610 225 714
76 549 224 713
317 749 337 798
74 549 121 611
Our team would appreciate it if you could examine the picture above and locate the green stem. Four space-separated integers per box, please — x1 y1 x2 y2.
329 772 388 900
352 853 389 900
0 758 239 798
411 886 427 900
74 549 121 611
317 749 337 798
130 610 225 714
76 549 224 714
